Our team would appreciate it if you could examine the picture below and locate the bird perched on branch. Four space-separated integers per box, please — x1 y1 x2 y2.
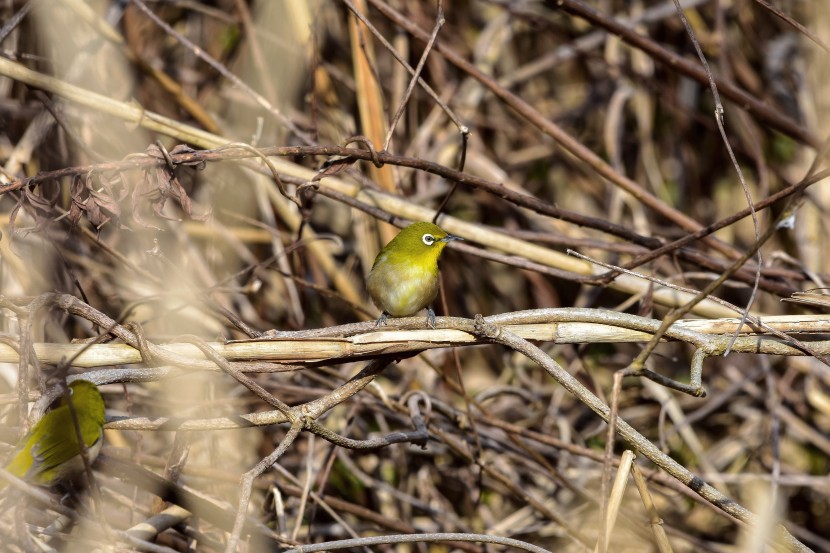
366 221 463 327
1 380 106 488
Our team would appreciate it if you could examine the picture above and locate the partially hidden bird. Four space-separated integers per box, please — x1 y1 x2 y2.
2 380 106 488
366 221 463 327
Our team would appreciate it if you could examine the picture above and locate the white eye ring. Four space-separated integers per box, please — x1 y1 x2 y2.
422 233 435 246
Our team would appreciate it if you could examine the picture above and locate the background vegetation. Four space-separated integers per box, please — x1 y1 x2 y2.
0 0 829 551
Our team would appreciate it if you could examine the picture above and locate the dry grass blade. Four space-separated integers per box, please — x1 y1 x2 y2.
596 450 636 553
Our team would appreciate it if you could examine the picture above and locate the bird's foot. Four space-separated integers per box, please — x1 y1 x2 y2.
375 312 389 327
426 307 436 329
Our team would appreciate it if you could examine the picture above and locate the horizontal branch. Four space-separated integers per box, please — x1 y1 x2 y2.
2 309 829 369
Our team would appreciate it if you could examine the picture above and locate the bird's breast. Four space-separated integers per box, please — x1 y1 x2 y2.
367 260 439 317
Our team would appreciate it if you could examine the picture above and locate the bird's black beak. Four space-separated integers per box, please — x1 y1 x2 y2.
440 234 464 243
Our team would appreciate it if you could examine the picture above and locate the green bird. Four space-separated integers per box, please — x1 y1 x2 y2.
366 221 463 327
2 380 106 488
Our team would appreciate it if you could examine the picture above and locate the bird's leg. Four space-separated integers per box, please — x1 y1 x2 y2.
426 307 436 328
375 312 389 327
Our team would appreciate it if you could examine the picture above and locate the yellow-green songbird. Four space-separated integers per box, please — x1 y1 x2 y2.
2 380 106 488
367 222 463 326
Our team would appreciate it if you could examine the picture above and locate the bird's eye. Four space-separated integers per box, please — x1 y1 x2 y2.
422 234 435 246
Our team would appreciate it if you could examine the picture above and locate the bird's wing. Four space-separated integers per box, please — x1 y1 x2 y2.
3 433 39 480
28 406 85 474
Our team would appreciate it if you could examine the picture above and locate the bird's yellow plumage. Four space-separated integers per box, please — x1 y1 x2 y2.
2 380 106 489
366 222 462 326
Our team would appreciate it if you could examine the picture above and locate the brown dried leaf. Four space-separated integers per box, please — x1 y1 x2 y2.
313 156 357 182
131 143 210 225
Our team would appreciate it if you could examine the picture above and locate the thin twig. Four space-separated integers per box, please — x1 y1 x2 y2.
225 422 304 553
128 0 312 144
340 0 467 134
382 0 444 150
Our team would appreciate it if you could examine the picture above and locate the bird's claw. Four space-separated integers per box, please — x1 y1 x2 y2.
426 307 436 329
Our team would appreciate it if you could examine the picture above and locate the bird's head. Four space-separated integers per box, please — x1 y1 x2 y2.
380 222 463 266
61 380 106 427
